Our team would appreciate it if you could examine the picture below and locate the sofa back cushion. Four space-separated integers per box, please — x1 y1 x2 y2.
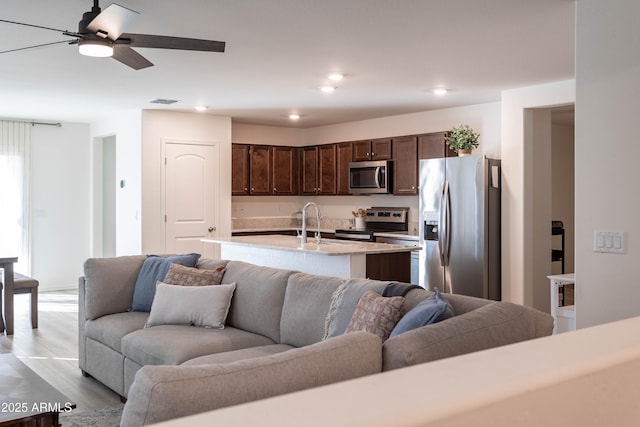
280 273 344 347
222 261 294 343
83 255 147 320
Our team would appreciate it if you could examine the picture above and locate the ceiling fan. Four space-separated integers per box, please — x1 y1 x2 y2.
0 0 225 70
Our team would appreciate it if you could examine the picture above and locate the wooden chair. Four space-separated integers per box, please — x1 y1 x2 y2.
12 273 39 329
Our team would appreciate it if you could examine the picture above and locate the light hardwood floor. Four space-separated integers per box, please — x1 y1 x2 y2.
0 291 122 412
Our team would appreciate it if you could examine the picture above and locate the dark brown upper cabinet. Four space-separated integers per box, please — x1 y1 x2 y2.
272 146 299 195
232 144 250 195
301 145 337 195
392 135 418 195
352 138 392 161
336 142 353 195
418 132 457 159
248 145 272 195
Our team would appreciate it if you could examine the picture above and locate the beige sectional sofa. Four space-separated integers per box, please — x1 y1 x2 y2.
78 255 553 426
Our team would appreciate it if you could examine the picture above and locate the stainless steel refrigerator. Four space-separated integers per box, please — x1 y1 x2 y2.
419 156 501 300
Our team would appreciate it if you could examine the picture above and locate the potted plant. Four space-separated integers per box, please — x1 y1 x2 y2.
445 124 480 156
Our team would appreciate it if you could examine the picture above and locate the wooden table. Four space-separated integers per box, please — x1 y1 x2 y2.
0 256 18 335
0 353 75 426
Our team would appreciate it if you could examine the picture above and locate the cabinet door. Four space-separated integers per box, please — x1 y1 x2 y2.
272 146 299 195
318 144 337 195
418 132 457 159
352 140 372 162
301 146 319 194
371 138 392 160
392 135 418 195
231 144 250 195
336 142 353 195
249 145 272 194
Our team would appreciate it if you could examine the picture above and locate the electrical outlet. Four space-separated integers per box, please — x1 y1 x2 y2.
594 231 625 254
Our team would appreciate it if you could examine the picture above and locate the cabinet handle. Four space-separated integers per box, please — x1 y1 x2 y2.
411 186 415 190
244 187 248 192
274 187 277 192
371 152 375 156
251 187 254 191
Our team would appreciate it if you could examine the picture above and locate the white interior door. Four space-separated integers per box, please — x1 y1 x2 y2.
164 142 219 259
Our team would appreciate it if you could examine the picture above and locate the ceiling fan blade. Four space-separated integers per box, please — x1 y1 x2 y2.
0 18 67 34
0 40 71 55
121 33 225 52
112 44 153 70
87 4 139 40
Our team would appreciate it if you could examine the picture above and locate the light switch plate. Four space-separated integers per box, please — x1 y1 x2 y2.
594 231 625 254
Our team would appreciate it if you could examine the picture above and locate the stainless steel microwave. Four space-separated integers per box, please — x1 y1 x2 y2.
348 160 392 194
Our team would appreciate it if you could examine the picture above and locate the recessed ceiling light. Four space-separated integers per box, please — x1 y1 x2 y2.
432 88 448 96
328 73 344 81
320 86 336 93
194 106 208 112
289 114 300 120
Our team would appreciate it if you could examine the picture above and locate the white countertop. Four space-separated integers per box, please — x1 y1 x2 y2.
203 235 420 256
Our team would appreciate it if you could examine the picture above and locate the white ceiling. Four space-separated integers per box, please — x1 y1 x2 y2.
0 0 575 128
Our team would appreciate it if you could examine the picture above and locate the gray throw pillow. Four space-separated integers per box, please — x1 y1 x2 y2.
130 253 201 312
389 288 455 338
146 282 236 329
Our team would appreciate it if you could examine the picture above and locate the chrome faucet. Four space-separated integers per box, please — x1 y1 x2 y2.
301 202 322 244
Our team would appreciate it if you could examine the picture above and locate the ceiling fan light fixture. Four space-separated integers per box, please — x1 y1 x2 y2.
78 38 113 57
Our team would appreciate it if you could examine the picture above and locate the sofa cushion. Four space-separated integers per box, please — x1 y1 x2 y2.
146 282 236 329
85 312 150 353
164 263 226 286
390 288 455 338
222 261 294 343
130 254 201 312
182 344 295 366
345 291 404 341
324 278 390 339
121 331 383 427
84 255 147 320
280 273 344 347
121 325 275 366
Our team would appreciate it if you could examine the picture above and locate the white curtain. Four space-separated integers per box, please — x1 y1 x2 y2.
0 120 31 273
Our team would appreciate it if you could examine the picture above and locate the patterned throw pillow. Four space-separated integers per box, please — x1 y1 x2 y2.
345 291 404 341
164 263 226 287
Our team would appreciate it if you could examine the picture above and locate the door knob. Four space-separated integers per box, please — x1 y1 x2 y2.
208 226 216 232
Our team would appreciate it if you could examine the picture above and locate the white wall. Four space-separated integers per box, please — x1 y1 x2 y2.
92 111 143 256
142 110 232 253
575 0 640 328
501 80 575 305
232 123 307 147
30 122 91 290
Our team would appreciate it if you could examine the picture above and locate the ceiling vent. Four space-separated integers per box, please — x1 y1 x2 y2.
149 98 179 105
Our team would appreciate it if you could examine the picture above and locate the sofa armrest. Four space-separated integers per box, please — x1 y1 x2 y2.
382 302 553 371
83 255 147 320
121 331 382 427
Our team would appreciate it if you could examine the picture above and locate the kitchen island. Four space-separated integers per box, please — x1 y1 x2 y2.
202 235 419 281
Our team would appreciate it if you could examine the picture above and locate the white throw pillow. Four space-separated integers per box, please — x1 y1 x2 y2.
146 281 236 329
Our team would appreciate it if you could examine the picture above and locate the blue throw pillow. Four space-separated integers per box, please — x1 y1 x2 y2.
130 254 201 312
389 288 455 338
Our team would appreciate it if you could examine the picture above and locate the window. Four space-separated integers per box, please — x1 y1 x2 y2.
0 121 31 273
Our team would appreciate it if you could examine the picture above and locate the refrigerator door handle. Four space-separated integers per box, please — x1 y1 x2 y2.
438 181 447 267
443 180 452 268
